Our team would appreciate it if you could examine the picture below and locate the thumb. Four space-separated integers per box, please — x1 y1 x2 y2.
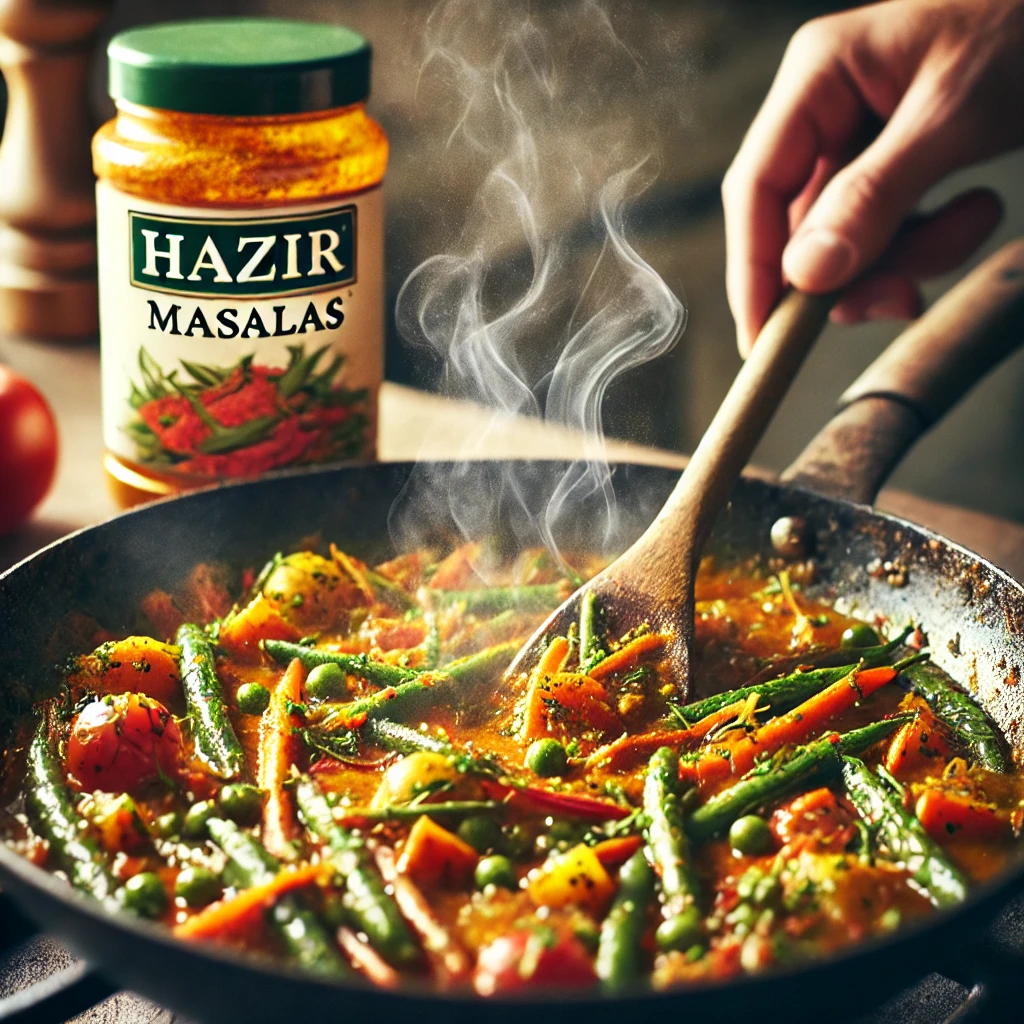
782 95 960 293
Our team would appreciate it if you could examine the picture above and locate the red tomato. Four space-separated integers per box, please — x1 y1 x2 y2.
474 928 597 996
65 693 181 794
0 366 58 536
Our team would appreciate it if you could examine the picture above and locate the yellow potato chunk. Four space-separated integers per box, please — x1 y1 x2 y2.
371 751 464 809
262 552 364 630
526 842 615 914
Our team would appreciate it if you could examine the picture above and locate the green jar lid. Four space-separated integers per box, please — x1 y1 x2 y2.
108 18 371 116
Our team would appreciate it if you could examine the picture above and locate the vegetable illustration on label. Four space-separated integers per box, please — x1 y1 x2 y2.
124 344 368 478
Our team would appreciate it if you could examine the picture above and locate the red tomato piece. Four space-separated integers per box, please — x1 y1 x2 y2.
474 928 597 996
0 366 58 536
65 693 181 794
771 787 853 847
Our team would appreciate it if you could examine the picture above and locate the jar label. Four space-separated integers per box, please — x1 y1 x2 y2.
97 183 383 483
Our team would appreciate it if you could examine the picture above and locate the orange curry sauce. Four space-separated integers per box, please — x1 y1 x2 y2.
3 541 1021 993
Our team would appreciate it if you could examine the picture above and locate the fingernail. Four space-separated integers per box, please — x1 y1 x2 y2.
783 229 856 289
864 299 911 321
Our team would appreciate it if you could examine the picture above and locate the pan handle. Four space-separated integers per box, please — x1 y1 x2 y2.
781 239 1024 504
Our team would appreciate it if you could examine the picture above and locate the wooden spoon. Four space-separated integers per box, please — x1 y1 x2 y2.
504 289 835 697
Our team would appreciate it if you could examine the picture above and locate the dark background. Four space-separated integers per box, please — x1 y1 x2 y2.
90 0 1024 520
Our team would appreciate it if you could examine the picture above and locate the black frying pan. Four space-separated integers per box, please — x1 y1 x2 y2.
0 241 1023 1023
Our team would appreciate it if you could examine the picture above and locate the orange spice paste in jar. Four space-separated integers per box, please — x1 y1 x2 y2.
93 18 389 506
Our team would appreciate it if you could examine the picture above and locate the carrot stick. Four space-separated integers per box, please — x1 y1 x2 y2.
592 834 644 869
585 698 749 771
884 709 953 779
915 788 1010 843
697 665 898 790
337 926 401 988
374 845 471 988
756 666 897 750
258 657 305 860
519 637 571 740
174 863 323 940
589 632 666 680
331 544 376 605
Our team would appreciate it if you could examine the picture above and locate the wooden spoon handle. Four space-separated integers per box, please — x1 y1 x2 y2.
649 289 835 552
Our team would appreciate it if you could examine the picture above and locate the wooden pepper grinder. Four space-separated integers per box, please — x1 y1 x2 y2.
0 0 113 340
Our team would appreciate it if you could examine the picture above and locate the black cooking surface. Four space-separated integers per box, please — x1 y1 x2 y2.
0 899 1019 1024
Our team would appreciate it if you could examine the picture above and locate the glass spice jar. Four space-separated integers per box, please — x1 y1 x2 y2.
93 18 389 507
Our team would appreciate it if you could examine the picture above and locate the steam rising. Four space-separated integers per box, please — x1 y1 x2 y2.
390 0 686 573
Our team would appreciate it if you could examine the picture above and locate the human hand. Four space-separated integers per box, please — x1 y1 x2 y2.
723 0 1024 355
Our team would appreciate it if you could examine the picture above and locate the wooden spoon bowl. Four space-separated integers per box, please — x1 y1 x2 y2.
504 289 835 696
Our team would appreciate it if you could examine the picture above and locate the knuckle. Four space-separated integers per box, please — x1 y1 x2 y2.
786 15 839 60
720 166 738 204
838 163 897 220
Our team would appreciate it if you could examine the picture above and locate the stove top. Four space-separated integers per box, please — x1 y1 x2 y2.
0 896 1020 1024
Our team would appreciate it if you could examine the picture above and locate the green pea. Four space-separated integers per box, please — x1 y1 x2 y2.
475 855 517 891
457 815 502 854
305 663 346 701
547 820 583 844
525 738 567 777
679 786 701 813
182 800 216 839
752 874 781 906
174 866 221 908
726 902 757 929
153 810 183 840
218 784 264 825
235 683 271 715
735 866 763 901
120 872 167 918
501 823 532 860
573 920 601 953
841 623 881 649
729 815 774 856
880 907 902 932
321 892 348 929
656 906 703 952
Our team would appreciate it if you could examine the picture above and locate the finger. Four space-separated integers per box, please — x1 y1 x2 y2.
831 273 921 324
874 187 1003 279
782 76 971 294
724 29 865 355
829 187 1002 322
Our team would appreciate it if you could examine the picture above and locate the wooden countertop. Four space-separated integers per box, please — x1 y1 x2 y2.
3 335 1024 584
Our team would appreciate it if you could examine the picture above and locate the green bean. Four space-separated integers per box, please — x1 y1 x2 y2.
295 777 420 968
206 817 348 978
421 615 441 671
177 623 244 780
644 748 701 919
424 584 564 615
902 660 1009 772
595 850 655 992
364 718 453 757
340 801 501 822
363 568 417 611
670 628 912 725
685 715 911 842
363 719 504 778
262 641 419 689
25 717 120 908
841 756 968 908
578 590 604 672
317 642 518 729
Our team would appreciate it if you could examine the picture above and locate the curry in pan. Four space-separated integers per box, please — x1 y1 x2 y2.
2 539 1021 993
